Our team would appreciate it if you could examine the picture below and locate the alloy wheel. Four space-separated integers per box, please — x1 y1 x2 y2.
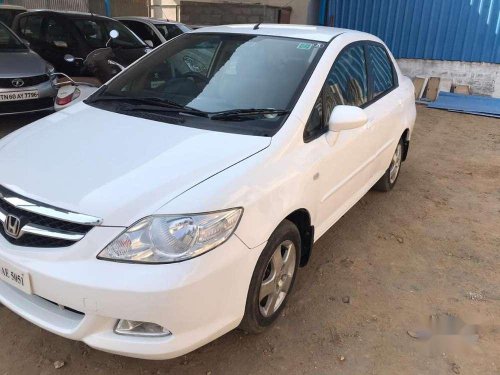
258 240 296 318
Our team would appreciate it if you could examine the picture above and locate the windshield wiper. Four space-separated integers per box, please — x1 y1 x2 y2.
209 108 290 120
88 95 208 117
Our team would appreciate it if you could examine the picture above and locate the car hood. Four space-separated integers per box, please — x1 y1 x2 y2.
0 103 271 226
0 50 48 77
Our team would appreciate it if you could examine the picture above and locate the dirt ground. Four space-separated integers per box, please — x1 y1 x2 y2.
0 106 499 375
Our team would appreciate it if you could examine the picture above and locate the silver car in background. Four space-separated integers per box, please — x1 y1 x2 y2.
0 22 57 115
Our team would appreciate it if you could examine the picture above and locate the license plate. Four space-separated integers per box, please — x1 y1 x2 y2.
0 90 39 102
0 259 32 294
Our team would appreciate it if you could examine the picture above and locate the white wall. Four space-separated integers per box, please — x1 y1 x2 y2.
397 59 500 98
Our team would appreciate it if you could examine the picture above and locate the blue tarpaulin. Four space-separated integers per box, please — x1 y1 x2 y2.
428 92 500 118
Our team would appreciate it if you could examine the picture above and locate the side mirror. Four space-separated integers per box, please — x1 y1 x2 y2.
109 29 119 39
64 54 75 63
144 39 154 48
328 105 368 132
20 38 30 47
53 40 68 48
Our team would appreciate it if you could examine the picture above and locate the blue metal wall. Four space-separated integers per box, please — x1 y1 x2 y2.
320 0 500 63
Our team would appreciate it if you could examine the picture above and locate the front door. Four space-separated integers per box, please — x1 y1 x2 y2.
306 43 380 236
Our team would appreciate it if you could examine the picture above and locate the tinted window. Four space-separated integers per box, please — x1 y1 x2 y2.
155 24 183 41
368 45 395 98
19 14 43 42
45 16 74 48
123 20 161 46
73 18 145 49
304 44 368 141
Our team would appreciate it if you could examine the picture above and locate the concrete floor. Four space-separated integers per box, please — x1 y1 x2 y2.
0 106 499 374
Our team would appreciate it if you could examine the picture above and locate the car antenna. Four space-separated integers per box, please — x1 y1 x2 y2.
253 22 261 30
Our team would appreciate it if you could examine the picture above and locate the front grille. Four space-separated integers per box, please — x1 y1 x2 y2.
0 225 76 248
0 74 49 88
0 188 97 248
0 97 54 114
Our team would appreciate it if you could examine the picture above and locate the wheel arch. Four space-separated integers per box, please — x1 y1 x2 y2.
285 209 314 267
401 128 410 161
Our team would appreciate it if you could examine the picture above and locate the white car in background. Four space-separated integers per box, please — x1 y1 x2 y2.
0 24 415 359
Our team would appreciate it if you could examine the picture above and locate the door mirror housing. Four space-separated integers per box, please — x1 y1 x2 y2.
20 38 30 48
64 54 75 63
328 105 368 132
144 39 154 48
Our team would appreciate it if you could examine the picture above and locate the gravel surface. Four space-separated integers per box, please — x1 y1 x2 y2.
0 106 499 374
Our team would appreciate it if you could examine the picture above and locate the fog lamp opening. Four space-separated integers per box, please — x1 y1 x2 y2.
114 319 171 337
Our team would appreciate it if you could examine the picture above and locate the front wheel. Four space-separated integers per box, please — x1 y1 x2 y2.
239 220 300 333
373 138 404 192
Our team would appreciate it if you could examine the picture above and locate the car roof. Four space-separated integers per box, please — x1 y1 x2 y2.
0 5 27 10
191 24 360 42
116 16 183 25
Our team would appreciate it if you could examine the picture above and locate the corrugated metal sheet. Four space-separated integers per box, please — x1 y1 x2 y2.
322 0 500 63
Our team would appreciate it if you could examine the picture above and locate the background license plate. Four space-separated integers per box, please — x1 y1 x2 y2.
0 259 32 294
0 90 39 102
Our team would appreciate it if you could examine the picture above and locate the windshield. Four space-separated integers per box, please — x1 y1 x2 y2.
73 17 145 49
90 33 325 135
0 9 23 26
0 22 27 51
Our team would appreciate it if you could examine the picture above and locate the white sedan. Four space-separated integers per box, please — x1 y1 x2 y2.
0 24 415 359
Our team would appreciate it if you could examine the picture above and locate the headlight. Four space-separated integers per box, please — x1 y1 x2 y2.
98 208 243 264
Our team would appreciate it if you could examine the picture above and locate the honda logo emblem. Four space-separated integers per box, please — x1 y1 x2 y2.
4 215 22 239
11 78 24 88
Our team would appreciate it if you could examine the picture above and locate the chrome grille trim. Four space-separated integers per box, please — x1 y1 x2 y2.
0 206 84 242
0 186 102 226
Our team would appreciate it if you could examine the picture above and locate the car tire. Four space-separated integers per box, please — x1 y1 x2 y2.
239 219 301 334
373 138 404 192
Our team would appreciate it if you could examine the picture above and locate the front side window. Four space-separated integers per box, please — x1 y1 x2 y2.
74 18 145 49
304 44 368 141
88 33 325 136
0 22 27 51
368 44 395 98
45 16 74 48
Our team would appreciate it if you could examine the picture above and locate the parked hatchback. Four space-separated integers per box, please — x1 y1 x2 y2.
116 17 191 47
0 25 415 359
0 22 56 115
12 10 149 76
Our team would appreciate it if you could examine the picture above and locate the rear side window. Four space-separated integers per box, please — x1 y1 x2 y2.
368 44 395 98
19 15 43 41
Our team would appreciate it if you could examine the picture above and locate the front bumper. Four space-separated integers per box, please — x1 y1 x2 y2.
0 227 264 359
0 80 57 116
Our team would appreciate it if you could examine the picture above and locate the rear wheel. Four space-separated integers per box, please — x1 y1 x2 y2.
240 220 300 333
373 138 403 192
